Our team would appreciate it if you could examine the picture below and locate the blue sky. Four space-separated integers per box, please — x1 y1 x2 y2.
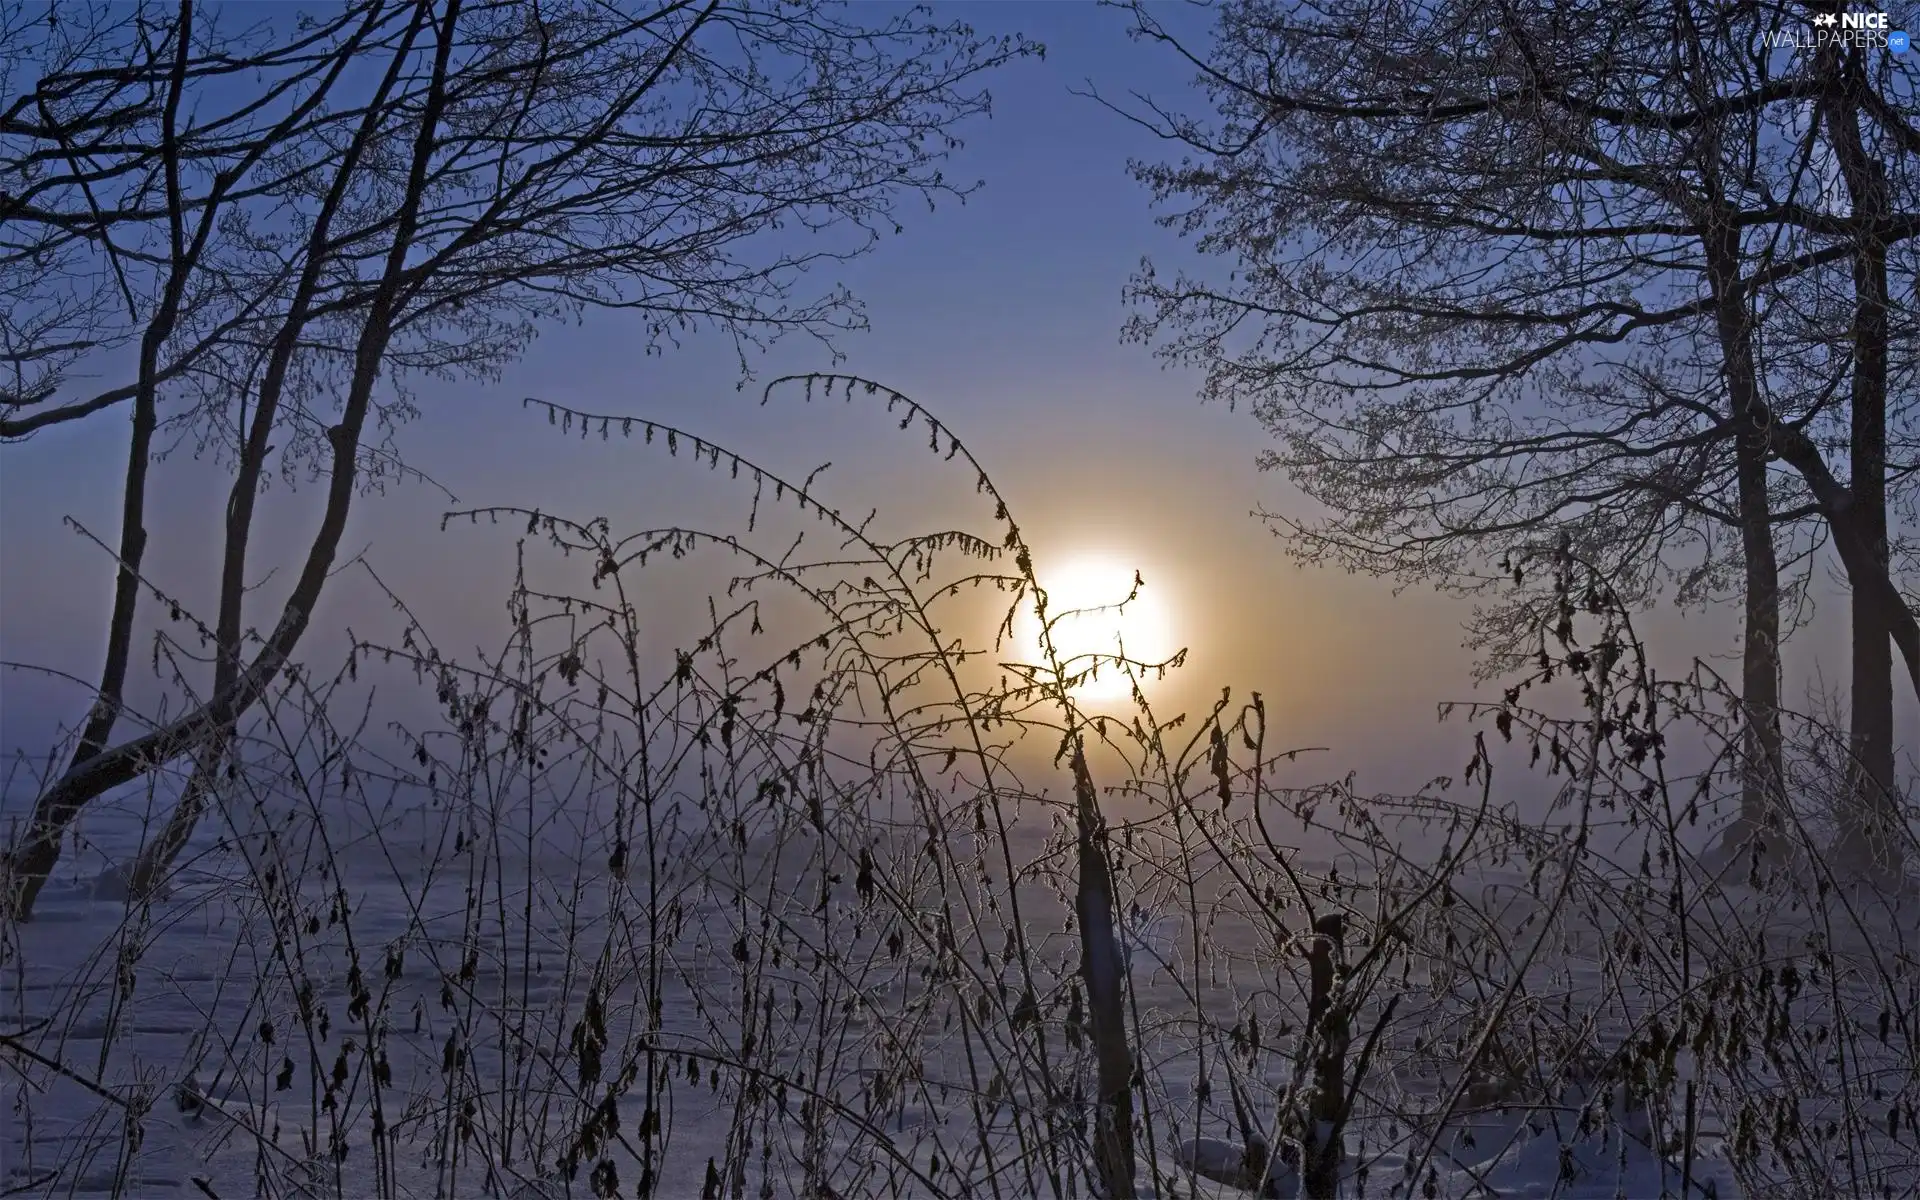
5 1 1883 802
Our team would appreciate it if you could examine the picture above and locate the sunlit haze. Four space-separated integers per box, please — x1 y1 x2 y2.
2 4 1915 1197
1015 556 1180 704
1 2 1905 796
0 3 1533 792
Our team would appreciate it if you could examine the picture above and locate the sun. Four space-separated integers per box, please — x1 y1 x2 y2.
1013 556 1178 704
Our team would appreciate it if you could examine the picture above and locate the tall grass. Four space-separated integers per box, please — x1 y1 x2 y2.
2 376 1915 1199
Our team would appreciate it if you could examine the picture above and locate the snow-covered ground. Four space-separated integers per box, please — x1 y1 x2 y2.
4 780 1912 1199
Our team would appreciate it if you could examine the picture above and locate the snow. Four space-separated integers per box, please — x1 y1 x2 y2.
3 784 1912 1198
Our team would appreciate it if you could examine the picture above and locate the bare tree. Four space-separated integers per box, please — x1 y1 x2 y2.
2 0 1037 919
1815 32 1912 873
1110 0 1916 866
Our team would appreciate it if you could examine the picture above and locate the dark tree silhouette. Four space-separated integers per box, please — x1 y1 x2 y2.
1111 0 1917 871
2 0 1037 918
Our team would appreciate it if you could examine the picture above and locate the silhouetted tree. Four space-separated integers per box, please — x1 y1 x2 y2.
1113 0 1916 869
1815 31 1911 871
2 0 1036 918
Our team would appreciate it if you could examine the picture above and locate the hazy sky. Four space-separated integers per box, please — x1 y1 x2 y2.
1 2 1898 804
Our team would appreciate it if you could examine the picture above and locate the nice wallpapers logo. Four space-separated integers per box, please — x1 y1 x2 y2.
1767 10 1910 51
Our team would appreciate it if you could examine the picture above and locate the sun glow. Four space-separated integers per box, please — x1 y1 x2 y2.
1014 556 1179 704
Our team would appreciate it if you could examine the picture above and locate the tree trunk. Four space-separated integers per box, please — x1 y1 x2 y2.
3 3 194 921
1070 740 1135 1199
1735 423 1785 861
2 0 401 918
1822 67 1901 878
1300 914 1349 1200
118 0 456 898
1704 223 1785 864
1842 218 1897 877
125 741 226 901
